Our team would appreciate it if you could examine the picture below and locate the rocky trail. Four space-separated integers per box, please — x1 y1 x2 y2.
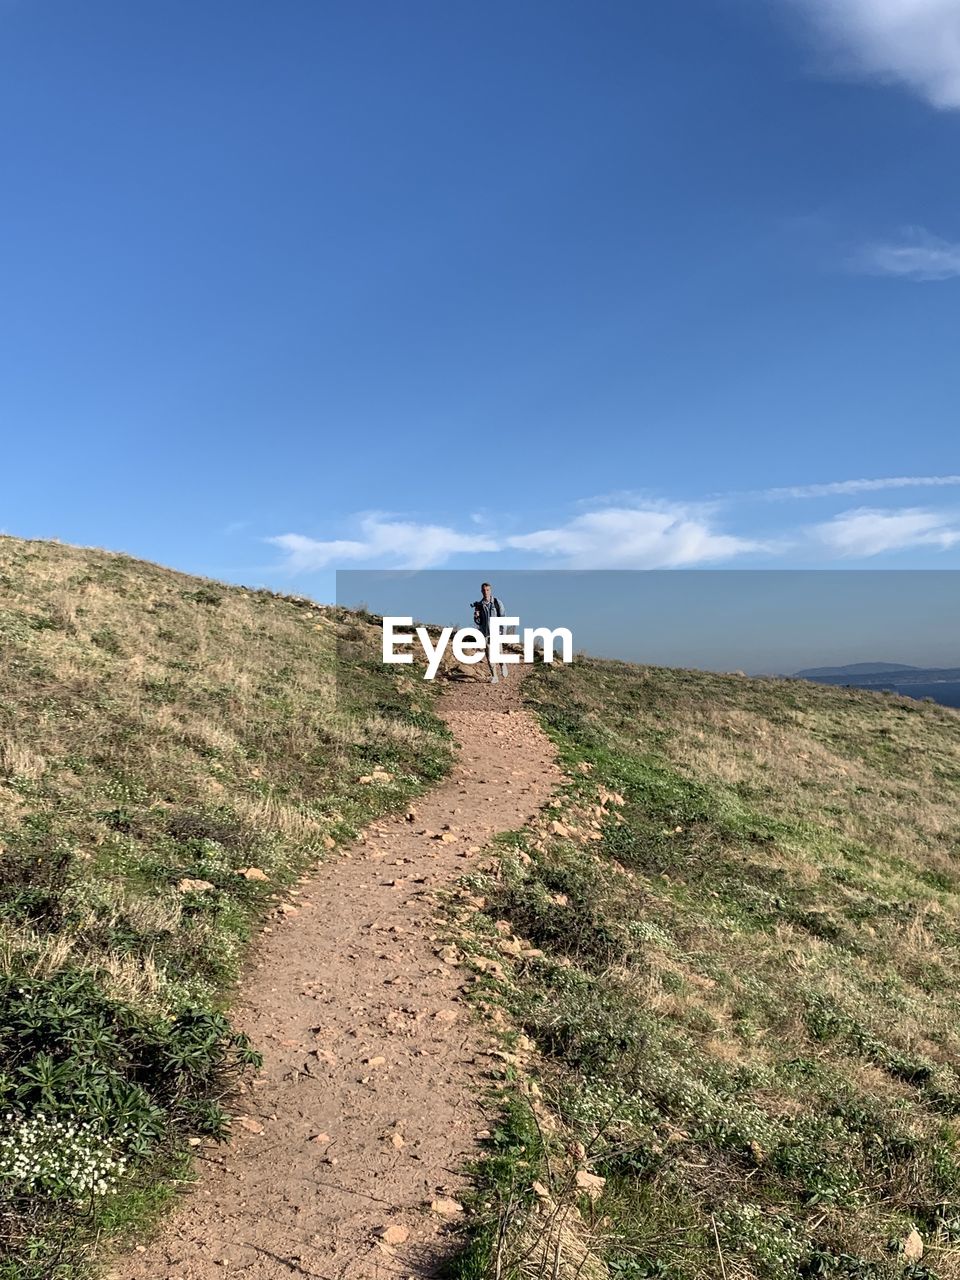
114 674 561 1280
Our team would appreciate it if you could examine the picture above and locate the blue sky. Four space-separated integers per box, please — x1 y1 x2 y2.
2 0 960 601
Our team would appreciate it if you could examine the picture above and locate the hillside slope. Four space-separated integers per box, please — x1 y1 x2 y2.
461 660 960 1280
0 537 451 1277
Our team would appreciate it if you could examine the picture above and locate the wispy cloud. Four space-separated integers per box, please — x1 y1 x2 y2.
269 504 762 571
506 506 762 568
763 474 960 499
789 0 960 109
813 506 960 556
267 515 497 571
853 227 960 281
268 483 960 573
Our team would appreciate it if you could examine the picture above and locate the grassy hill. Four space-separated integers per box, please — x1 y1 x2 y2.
0 537 451 1277
8 537 960 1280
462 659 960 1280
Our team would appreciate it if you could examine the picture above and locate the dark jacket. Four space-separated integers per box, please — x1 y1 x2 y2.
472 596 504 638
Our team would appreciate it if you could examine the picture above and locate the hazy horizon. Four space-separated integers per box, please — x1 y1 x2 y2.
337 569 960 675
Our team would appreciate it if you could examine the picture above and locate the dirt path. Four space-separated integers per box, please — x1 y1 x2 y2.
114 674 560 1280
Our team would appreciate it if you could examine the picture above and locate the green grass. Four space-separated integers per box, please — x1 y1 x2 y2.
456 658 960 1280
0 536 452 1276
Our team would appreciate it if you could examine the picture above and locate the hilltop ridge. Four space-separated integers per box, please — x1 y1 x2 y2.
794 661 920 678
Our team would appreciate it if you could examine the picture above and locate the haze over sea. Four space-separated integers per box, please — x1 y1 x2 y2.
337 569 960 706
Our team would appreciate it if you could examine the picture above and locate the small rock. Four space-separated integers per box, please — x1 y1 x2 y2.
430 1197 463 1216
574 1170 605 1200
377 1224 409 1245
177 878 215 893
903 1230 923 1262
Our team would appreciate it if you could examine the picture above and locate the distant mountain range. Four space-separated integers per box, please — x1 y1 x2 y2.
792 663 960 708
794 662 919 680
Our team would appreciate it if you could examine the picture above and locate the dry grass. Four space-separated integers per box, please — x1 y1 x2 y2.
457 658 960 1280
503 1198 608 1280
0 535 452 1277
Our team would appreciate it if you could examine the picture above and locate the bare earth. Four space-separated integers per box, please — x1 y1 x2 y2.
114 673 560 1280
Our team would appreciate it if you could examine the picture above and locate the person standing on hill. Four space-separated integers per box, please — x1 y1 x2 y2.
473 582 508 684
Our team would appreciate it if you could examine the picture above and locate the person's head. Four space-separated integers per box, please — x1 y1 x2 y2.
481 582 492 600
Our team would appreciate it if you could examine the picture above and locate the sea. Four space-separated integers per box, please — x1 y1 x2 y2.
837 681 960 709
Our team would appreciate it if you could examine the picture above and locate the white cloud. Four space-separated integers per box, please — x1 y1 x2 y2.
506 506 762 568
268 515 498 571
854 228 960 280
813 506 960 556
269 505 761 572
791 0 960 109
268 486 960 574
763 474 960 499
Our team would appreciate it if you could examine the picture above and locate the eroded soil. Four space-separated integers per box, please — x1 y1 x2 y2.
115 673 560 1280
